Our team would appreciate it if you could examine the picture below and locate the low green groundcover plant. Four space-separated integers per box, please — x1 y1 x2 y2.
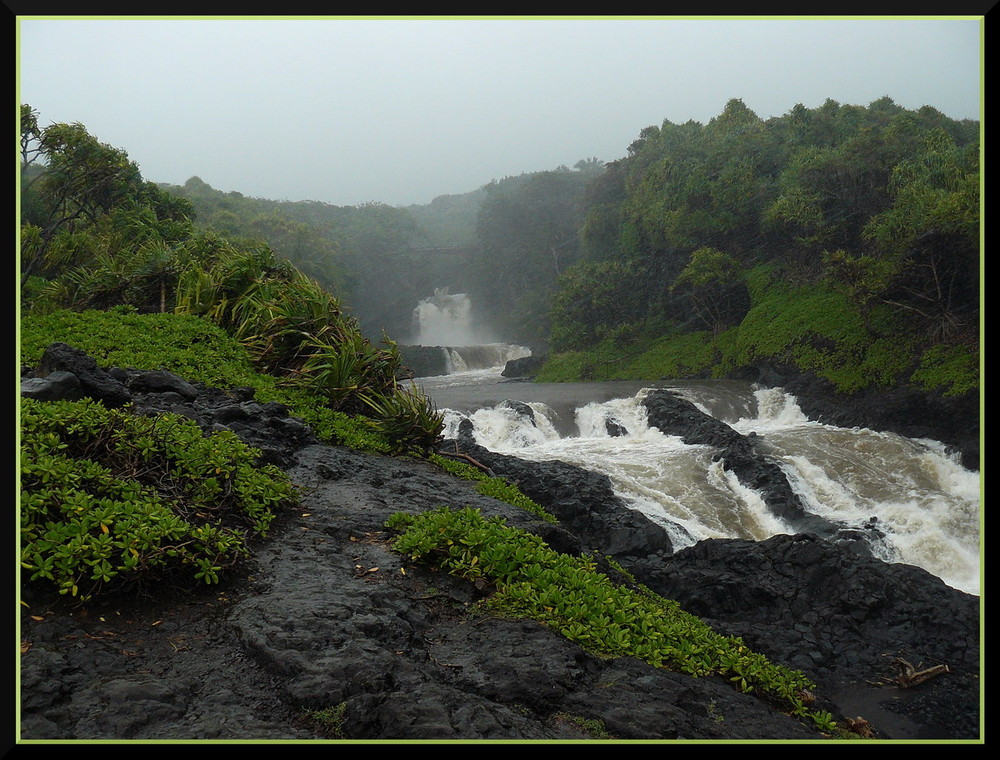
20 397 296 600
428 452 558 524
387 506 838 734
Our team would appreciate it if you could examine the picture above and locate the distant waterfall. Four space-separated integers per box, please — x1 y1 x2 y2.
412 289 481 347
409 289 531 374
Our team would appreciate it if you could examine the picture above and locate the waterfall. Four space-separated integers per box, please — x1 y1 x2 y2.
412 288 481 346
410 289 531 374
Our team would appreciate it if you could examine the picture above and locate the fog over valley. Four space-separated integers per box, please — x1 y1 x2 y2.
18 17 981 208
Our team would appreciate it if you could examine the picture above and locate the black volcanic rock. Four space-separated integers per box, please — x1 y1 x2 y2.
35 342 131 408
502 354 547 378
632 533 980 739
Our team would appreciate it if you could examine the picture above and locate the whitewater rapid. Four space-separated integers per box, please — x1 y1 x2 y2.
431 380 980 596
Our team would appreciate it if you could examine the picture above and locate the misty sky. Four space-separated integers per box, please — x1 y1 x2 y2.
17 16 983 208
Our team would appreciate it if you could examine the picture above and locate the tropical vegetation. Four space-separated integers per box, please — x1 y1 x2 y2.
540 98 979 396
20 104 442 443
18 98 976 737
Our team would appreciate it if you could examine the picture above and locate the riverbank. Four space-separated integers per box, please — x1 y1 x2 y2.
18 362 981 742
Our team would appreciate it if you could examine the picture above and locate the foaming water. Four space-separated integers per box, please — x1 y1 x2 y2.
442 344 532 373
443 393 799 548
431 373 980 595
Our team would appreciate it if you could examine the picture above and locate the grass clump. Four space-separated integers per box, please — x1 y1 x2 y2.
304 702 348 738
21 307 443 456
551 712 615 739
386 506 835 733
20 397 296 600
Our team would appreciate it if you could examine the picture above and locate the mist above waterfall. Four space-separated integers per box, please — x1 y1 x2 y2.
406 288 532 375
411 288 492 346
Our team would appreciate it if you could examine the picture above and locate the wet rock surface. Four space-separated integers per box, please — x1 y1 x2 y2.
19 350 980 741
501 354 547 379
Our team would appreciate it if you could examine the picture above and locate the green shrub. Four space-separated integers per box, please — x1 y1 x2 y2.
910 343 979 397
20 397 296 600
19 310 403 453
358 382 445 455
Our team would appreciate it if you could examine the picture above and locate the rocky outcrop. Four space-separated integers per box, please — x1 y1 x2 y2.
633 533 980 740
19 345 980 740
641 389 884 554
502 354 547 378
28 342 132 408
397 345 449 378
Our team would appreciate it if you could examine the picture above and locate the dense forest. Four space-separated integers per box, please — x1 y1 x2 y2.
20 96 980 402
541 97 979 398
159 98 978 401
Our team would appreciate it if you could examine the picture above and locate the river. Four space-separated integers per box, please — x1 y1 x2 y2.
416 366 981 597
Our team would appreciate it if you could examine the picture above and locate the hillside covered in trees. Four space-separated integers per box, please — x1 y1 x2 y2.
154 98 979 410
538 97 979 404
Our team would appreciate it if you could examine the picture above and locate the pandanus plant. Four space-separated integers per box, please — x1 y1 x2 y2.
357 380 445 454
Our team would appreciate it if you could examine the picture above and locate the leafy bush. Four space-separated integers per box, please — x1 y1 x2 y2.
387 507 831 731
20 398 296 600
910 343 979 397
359 382 445 455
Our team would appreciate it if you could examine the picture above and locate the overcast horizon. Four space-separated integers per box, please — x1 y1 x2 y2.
17 16 983 208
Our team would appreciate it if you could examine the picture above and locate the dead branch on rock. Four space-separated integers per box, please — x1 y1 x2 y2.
436 448 496 477
844 716 876 738
891 657 950 688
